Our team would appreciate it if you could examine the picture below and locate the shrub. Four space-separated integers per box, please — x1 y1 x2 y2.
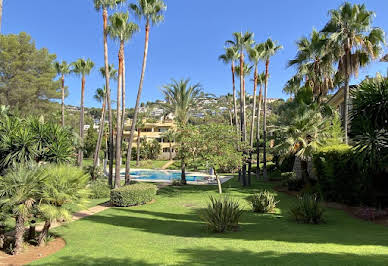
249 190 279 213
89 179 110 199
200 196 243 233
279 154 295 172
290 193 325 224
286 172 304 191
110 183 157 207
85 165 105 180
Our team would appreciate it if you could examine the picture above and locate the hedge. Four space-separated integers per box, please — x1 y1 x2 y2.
110 183 157 207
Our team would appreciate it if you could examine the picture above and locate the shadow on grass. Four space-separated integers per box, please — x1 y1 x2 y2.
35 256 157 266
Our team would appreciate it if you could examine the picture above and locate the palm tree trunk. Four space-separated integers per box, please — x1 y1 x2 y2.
121 56 126 144
263 59 269 180
114 42 124 188
136 129 141 166
256 85 262 179
344 46 351 145
13 215 25 255
125 20 150 185
102 8 114 188
239 52 247 187
93 92 107 180
37 220 51 247
248 66 258 185
169 142 172 160
231 62 239 132
78 75 85 167
61 75 65 127
215 169 222 194
181 158 186 184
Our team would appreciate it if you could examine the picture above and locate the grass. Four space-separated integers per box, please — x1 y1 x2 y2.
83 159 171 170
30 177 388 265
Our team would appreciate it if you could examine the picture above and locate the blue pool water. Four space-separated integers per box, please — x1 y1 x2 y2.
120 170 205 182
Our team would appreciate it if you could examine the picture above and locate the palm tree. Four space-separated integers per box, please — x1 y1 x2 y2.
124 0 167 185
255 72 265 178
162 129 176 160
286 29 335 102
261 38 282 180
0 165 45 254
108 12 139 188
226 32 254 186
219 46 240 133
94 0 125 187
54 61 71 127
322 2 385 144
0 0 3 33
93 65 117 181
162 79 201 184
71 58 95 167
135 116 145 166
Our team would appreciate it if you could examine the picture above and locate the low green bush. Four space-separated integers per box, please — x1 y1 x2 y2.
285 172 304 191
290 193 325 224
279 154 295 172
249 190 279 213
200 196 243 233
88 179 110 199
110 183 157 207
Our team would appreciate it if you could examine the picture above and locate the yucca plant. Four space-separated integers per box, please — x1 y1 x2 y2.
290 193 325 224
200 196 243 233
249 190 279 213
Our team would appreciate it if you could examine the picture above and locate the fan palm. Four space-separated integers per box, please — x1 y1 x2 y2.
226 32 254 187
322 2 385 144
108 12 139 188
71 58 94 168
54 61 71 127
0 164 45 254
94 0 125 187
124 0 166 185
162 79 201 184
261 38 282 180
287 29 335 102
219 46 240 132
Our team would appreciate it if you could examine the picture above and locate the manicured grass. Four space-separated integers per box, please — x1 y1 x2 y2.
83 159 170 170
32 178 388 265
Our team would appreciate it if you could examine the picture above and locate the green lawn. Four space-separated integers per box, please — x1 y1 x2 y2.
83 159 170 170
31 178 388 265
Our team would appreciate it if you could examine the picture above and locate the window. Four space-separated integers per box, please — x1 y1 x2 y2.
158 128 168 132
163 148 169 153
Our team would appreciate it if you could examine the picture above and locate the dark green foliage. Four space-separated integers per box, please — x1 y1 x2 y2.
249 190 279 213
200 196 243 233
290 193 325 224
285 172 304 191
88 179 110 199
84 127 98 158
279 154 295 172
131 139 161 161
110 183 157 207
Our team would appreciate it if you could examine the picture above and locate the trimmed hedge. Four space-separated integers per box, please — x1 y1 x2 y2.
110 183 157 207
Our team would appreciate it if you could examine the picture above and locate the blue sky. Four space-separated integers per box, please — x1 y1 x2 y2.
3 0 388 108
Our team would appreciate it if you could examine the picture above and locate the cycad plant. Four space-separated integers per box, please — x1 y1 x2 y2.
108 12 139 188
124 0 167 186
71 58 95 167
54 61 71 127
322 2 385 144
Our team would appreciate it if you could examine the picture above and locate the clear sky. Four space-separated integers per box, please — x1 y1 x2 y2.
2 0 388 108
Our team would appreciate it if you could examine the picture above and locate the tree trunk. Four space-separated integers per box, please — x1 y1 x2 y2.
28 220 36 241
256 85 262 179
181 158 186 185
102 9 114 188
121 56 126 145
231 62 239 133
136 129 141 166
169 142 172 160
78 75 85 167
13 215 25 255
215 170 222 194
300 159 309 184
61 75 65 127
263 59 269 181
114 42 124 189
248 65 258 185
344 46 351 145
125 20 150 185
239 52 247 187
93 92 107 180
37 220 51 247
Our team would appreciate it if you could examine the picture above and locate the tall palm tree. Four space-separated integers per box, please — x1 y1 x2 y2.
108 12 139 188
162 129 176 160
162 79 201 184
219 46 240 133
54 61 71 127
255 72 265 178
71 58 94 167
124 0 166 185
0 0 3 33
135 116 145 166
93 65 117 180
261 38 282 180
322 2 385 144
286 29 335 102
94 0 125 187
226 32 254 187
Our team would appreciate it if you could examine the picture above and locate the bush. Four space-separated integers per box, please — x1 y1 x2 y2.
110 183 157 207
284 172 304 191
279 154 295 172
89 179 110 199
200 196 243 233
290 193 325 224
249 190 279 213
85 165 105 180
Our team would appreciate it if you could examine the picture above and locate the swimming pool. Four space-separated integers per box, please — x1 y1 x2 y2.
120 169 207 182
